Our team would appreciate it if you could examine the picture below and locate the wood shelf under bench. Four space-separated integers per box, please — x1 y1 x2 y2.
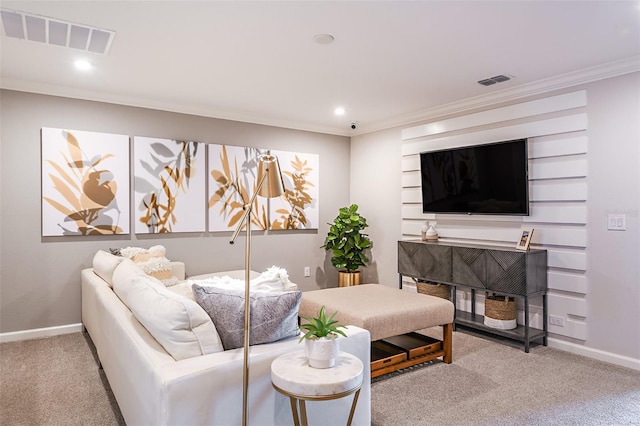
370 332 446 378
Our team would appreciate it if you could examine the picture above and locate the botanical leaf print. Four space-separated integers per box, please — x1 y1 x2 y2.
136 140 202 233
42 129 127 236
208 145 268 231
270 154 316 230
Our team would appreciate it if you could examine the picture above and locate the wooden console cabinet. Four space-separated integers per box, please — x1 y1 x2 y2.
398 240 547 352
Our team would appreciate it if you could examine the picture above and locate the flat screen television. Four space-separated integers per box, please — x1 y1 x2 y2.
420 138 529 215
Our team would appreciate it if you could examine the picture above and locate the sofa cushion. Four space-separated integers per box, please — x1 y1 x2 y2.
118 245 179 287
192 284 301 350
113 259 224 360
92 250 125 287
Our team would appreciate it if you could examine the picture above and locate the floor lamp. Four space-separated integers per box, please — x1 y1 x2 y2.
229 153 285 426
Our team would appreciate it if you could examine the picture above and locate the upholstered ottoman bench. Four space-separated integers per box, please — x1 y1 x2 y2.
300 284 454 377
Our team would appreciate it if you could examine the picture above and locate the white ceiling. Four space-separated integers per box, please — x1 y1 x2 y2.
1 1 639 136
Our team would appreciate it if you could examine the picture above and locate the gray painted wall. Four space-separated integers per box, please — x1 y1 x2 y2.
0 90 350 333
350 73 640 366
2 73 638 369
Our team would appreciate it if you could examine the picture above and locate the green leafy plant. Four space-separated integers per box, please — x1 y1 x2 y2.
299 306 347 342
322 204 372 272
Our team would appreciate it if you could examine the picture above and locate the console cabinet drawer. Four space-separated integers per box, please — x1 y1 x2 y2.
398 241 451 282
452 247 529 295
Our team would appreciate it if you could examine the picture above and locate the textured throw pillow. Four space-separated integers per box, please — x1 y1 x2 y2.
113 259 224 360
192 284 301 351
118 245 179 287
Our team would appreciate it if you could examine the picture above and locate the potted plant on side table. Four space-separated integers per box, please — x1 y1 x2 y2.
322 203 372 287
299 305 347 368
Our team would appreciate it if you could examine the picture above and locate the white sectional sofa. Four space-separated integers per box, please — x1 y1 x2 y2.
81 251 371 425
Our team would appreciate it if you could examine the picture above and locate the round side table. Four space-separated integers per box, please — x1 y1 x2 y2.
271 350 363 426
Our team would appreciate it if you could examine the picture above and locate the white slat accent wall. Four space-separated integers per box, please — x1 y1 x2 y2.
401 91 588 340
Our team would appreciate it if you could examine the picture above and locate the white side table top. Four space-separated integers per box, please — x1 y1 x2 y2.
271 350 363 397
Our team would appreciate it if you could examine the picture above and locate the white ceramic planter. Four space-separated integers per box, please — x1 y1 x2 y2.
304 336 340 368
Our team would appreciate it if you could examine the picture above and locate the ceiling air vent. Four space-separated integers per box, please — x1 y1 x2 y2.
1 9 115 55
478 74 512 86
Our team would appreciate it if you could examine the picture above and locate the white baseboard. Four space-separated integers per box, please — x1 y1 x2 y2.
548 337 640 371
0 323 83 344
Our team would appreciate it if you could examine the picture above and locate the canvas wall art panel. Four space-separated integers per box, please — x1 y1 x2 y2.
133 137 206 233
41 127 130 236
269 150 319 230
208 144 268 232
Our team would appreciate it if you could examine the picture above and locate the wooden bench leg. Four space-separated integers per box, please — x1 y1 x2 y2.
442 323 453 364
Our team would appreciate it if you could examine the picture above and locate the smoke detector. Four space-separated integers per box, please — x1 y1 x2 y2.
313 34 334 45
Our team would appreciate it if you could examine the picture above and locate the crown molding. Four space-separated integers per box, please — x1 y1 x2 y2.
357 56 640 135
0 79 351 137
2 56 637 138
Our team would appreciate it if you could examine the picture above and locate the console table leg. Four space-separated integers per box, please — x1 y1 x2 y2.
524 296 530 353
452 289 457 331
543 294 548 346
471 289 476 316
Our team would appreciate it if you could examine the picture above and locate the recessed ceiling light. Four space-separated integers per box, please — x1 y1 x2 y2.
334 107 345 116
313 34 334 45
74 59 93 71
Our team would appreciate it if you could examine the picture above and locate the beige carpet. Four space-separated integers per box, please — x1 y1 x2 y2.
0 332 125 426
372 328 640 426
1 329 639 425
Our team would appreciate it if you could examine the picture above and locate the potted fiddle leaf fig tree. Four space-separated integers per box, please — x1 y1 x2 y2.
322 204 372 286
299 305 347 368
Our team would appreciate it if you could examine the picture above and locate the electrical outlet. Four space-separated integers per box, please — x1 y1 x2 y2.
304 266 310 277
549 314 565 327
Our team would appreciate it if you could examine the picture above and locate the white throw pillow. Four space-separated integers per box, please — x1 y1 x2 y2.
112 259 224 360
92 250 125 287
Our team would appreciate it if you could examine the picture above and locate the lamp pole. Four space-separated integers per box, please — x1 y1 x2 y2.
229 154 284 426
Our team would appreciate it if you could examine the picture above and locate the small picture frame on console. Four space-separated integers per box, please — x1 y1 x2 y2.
516 228 534 251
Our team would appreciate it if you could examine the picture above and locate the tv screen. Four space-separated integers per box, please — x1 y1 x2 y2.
420 138 529 215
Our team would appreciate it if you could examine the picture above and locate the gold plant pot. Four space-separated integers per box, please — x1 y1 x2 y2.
339 271 361 287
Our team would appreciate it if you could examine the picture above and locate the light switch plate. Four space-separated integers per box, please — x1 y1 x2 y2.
607 213 626 231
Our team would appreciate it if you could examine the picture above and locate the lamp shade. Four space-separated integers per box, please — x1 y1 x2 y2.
257 154 285 198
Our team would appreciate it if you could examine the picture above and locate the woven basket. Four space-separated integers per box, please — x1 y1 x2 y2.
484 294 516 321
415 280 451 300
